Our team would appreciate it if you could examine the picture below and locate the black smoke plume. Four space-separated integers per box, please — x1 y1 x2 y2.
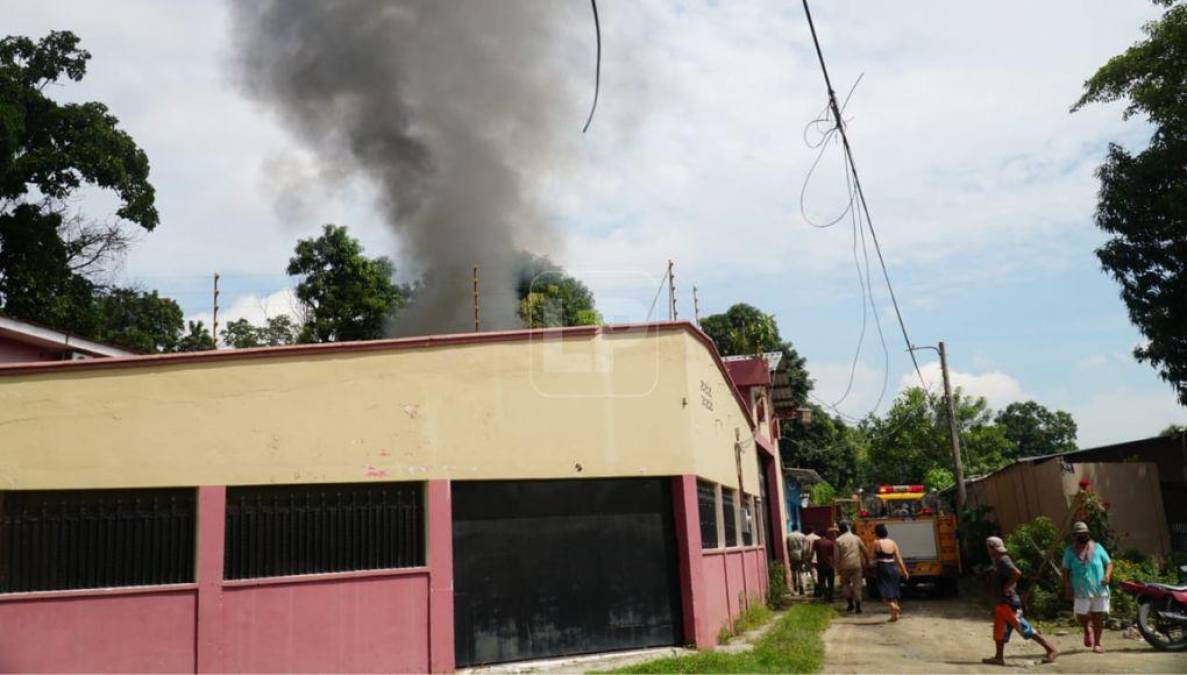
230 1 584 334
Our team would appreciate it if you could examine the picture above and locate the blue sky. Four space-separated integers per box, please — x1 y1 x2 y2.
6 0 1185 445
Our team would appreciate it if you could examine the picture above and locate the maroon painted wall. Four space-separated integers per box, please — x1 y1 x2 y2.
0 484 443 674
0 335 45 364
0 589 197 673
222 574 430 673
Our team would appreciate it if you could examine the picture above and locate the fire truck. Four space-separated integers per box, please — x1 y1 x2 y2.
853 484 960 597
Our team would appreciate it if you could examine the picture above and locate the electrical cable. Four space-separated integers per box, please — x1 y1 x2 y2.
801 0 926 390
799 74 863 229
582 0 601 134
644 266 668 321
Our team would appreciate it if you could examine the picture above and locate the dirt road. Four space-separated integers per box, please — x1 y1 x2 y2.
822 594 1184 673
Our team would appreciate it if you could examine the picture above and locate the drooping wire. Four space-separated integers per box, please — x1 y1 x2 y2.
644 265 669 321
801 0 927 390
799 73 863 229
582 0 601 134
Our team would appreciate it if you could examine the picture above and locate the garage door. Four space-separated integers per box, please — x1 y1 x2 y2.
452 478 684 667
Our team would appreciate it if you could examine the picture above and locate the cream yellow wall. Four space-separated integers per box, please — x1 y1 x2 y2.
679 333 762 497
0 328 761 491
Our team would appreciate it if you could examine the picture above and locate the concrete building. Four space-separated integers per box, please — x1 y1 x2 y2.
0 315 133 363
0 321 789 673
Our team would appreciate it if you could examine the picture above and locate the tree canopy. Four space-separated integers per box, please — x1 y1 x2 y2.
287 224 408 343
1073 0 1187 404
0 31 200 354
515 254 601 328
700 302 812 407
222 315 298 349
994 401 1078 458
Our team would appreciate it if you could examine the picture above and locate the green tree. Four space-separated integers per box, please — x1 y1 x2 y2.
700 303 813 406
995 401 1078 459
515 254 601 328
94 288 184 353
176 321 215 352
1072 1 1187 405
862 387 1010 485
779 405 864 490
1 31 157 228
287 224 407 343
1161 423 1187 436
222 315 298 349
0 31 193 354
923 466 955 492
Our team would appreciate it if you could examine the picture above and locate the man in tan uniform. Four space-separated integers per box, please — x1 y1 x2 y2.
834 521 869 613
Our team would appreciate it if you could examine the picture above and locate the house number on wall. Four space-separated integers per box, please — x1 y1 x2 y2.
700 380 714 411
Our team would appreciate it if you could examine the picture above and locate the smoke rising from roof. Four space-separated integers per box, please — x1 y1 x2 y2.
230 1 584 335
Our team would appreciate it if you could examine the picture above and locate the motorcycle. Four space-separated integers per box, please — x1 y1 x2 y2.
1120 564 1187 651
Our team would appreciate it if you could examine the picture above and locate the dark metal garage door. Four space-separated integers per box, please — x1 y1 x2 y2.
452 478 684 667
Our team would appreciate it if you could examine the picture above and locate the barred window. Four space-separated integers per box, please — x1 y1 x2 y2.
697 481 718 549
224 482 424 580
741 495 754 546
755 497 765 547
0 488 196 593
721 487 738 547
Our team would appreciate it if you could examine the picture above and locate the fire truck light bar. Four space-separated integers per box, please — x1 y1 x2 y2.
877 485 925 494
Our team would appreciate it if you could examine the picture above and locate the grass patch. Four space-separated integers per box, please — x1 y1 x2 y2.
717 600 770 644
604 603 833 674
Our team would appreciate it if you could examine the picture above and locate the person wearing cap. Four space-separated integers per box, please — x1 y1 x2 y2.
1062 521 1113 654
983 536 1059 666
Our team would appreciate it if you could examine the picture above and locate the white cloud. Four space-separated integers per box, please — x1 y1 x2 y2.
1069 389 1187 448
900 361 1027 410
808 359 892 421
187 288 299 332
1077 354 1109 369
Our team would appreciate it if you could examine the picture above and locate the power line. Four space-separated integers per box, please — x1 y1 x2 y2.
644 265 669 321
582 0 601 133
801 0 926 390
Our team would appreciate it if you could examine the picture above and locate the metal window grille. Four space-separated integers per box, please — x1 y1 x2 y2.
224 482 425 580
697 481 718 549
741 495 754 546
721 487 738 547
0 488 196 593
754 497 765 547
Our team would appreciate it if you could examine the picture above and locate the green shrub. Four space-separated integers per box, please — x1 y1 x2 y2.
1111 554 1174 620
767 561 791 610
1005 516 1060 581
809 482 835 507
959 503 996 568
1004 516 1062 618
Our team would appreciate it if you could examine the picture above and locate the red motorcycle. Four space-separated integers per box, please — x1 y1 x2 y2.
1121 565 1187 651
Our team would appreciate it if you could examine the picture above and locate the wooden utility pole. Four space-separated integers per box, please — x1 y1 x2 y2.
692 285 701 325
939 341 967 509
212 272 221 346
667 259 677 321
472 265 480 332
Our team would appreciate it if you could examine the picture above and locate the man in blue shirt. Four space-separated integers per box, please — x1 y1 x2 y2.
1061 521 1113 654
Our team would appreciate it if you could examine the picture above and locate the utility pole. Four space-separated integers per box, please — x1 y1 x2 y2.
939 341 966 509
909 341 967 510
212 272 221 346
667 259 677 321
692 285 701 325
472 265 480 332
